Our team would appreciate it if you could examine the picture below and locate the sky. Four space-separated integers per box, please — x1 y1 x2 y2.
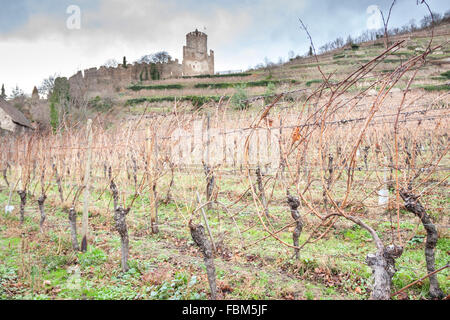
0 0 448 96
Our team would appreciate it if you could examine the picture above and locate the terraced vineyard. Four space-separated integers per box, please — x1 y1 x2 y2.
0 23 449 301
106 24 450 118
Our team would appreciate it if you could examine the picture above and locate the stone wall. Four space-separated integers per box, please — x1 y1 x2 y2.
68 59 183 95
67 30 215 95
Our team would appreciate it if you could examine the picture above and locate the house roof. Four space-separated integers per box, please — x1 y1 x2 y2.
0 98 33 129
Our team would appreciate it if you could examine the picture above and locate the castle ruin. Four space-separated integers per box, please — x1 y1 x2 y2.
68 30 214 94
182 29 214 76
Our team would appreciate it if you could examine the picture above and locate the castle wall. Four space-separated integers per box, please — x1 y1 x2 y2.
68 60 183 95
67 30 214 94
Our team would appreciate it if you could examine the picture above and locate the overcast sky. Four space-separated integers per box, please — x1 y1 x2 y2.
0 0 448 95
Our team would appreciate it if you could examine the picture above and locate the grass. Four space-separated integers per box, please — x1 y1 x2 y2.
125 95 230 106
182 73 252 79
333 54 346 60
194 79 296 89
306 79 323 87
440 70 450 79
128 84 184 91
1 172 448 301
420 84 450 91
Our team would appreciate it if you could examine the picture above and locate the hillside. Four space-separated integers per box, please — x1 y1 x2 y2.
0 20 448 302
92 23 450 118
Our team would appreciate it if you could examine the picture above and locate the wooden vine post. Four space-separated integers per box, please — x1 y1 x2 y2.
204 113 215 210
81 119 93 252
147 128 159 234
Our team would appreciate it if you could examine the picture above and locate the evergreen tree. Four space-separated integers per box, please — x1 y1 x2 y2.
48 77 69 133
150 64 160 80
0 84 6 99
123 56 128 68
308 46 313 56
49 102 59 133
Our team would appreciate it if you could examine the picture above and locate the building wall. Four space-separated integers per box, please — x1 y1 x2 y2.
0 108 16 132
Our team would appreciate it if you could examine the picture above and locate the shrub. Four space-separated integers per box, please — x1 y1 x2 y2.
150 63 160 80
231 84 248 110
264 82 276 104
50 102 59 133
89 96 114 112
139 67 149 81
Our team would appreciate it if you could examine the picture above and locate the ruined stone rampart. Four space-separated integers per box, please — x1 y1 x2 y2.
68 30 214 94
68 59 183 94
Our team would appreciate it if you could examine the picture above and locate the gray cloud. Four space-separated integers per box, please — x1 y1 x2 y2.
0 0 448 94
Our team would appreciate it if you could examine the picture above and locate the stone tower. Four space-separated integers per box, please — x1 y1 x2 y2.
182 29 214 76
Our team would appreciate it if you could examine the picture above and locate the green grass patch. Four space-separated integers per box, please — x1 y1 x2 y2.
77 247 107 268
148 272 205 300
440 70 450 79
379 59 402 64
430 76 447 81
128 84 184 91
392 52 414 57
182 73 252 79
194 79 296 89
41 254 70 272
420 84 450 91
126 95 230 107
290 63 321 69
333 54 346 59
306 79 323 87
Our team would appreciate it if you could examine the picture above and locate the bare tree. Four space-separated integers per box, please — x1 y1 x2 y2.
38 74 58 99
137 51 173 64
102 59 119 68
380 0 397 49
